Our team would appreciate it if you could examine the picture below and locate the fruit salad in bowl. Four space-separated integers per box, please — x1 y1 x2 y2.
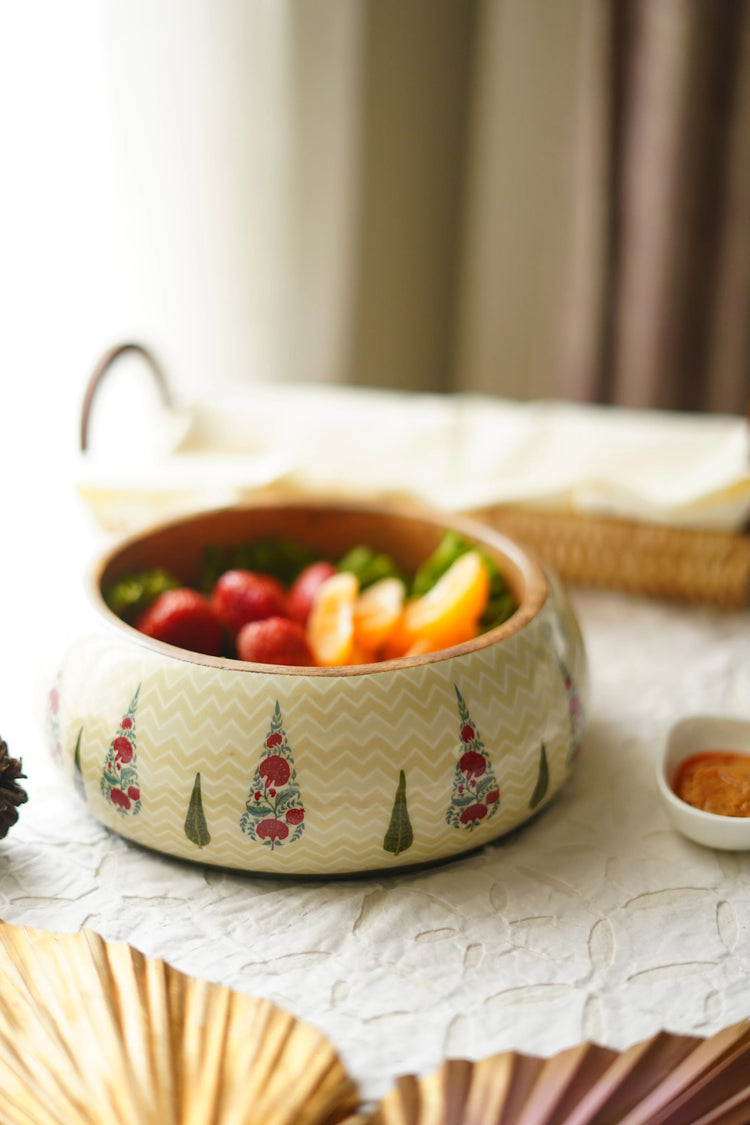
46 502 587 875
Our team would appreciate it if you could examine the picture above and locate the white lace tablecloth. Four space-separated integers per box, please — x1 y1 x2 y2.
2 401 750 1108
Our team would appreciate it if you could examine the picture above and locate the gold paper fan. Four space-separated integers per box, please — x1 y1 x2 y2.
372 1021 750 1125
0 920 359 1125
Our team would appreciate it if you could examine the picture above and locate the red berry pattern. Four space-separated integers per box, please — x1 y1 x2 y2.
459 803 488 825
259 754 291 787
240 702 305 850
458 750 486 781
113 736 133 765
100 685 142 817
446 685 500 830
256 818 289 843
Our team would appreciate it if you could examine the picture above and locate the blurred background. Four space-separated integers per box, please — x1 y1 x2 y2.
1 0 749 452
1 0 749 817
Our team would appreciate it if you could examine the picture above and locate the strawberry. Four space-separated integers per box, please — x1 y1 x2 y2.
134 588 224 656
236 616 314 666
210 569 288 637
287 561 337 626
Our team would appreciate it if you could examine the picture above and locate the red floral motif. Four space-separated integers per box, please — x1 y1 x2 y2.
256 818 289 842
101 685 141 816
449 687 500 832
459 803 488 824
242 702 305 848
459 750 486 781
113 736 133 764
49 688 59 715
259 754 290 787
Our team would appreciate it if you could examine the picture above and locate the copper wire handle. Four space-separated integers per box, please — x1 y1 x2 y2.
80 342 173 452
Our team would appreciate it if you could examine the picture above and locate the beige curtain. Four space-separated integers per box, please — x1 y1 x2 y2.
99 0 366 396
452 0 610 404
99 0 750 414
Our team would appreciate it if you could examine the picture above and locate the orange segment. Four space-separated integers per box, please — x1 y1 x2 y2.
306 571 359 666
403 620 480 658
384 617 480 661
352 577 406 654
401 637 434 658
381 614 415 661
399 550 489 654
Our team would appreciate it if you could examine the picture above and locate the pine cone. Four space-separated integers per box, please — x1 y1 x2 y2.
0 737 27 839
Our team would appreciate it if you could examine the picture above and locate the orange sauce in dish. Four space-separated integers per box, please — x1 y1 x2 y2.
673 751 750 817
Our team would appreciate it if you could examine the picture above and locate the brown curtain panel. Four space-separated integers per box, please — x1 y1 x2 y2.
604 0 750 413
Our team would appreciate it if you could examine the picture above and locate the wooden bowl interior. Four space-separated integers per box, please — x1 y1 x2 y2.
92 503 548 662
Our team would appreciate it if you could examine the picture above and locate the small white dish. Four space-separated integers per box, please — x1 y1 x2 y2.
657 716 750 850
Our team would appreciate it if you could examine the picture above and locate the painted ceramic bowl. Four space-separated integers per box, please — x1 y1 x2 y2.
46 503 588 876
657 716 750 851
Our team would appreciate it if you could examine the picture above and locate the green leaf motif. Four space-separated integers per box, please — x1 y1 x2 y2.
454 684 471 726
73 726 86 802
529 743 549 809
383 770 414 856
184 772 211 849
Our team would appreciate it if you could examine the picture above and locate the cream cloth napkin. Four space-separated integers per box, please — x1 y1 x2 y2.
76 382 750 534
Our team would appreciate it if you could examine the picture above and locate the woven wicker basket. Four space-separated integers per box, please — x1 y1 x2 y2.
471 505 750 608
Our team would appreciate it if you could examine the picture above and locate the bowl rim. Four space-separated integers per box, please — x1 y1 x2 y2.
87 499 550 677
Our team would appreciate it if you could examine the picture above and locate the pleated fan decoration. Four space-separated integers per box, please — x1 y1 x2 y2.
0 921 358 1125
0 920 749 1124
371 1021 750 1125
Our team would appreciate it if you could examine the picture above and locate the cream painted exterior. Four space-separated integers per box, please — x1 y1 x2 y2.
49 578 586 877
